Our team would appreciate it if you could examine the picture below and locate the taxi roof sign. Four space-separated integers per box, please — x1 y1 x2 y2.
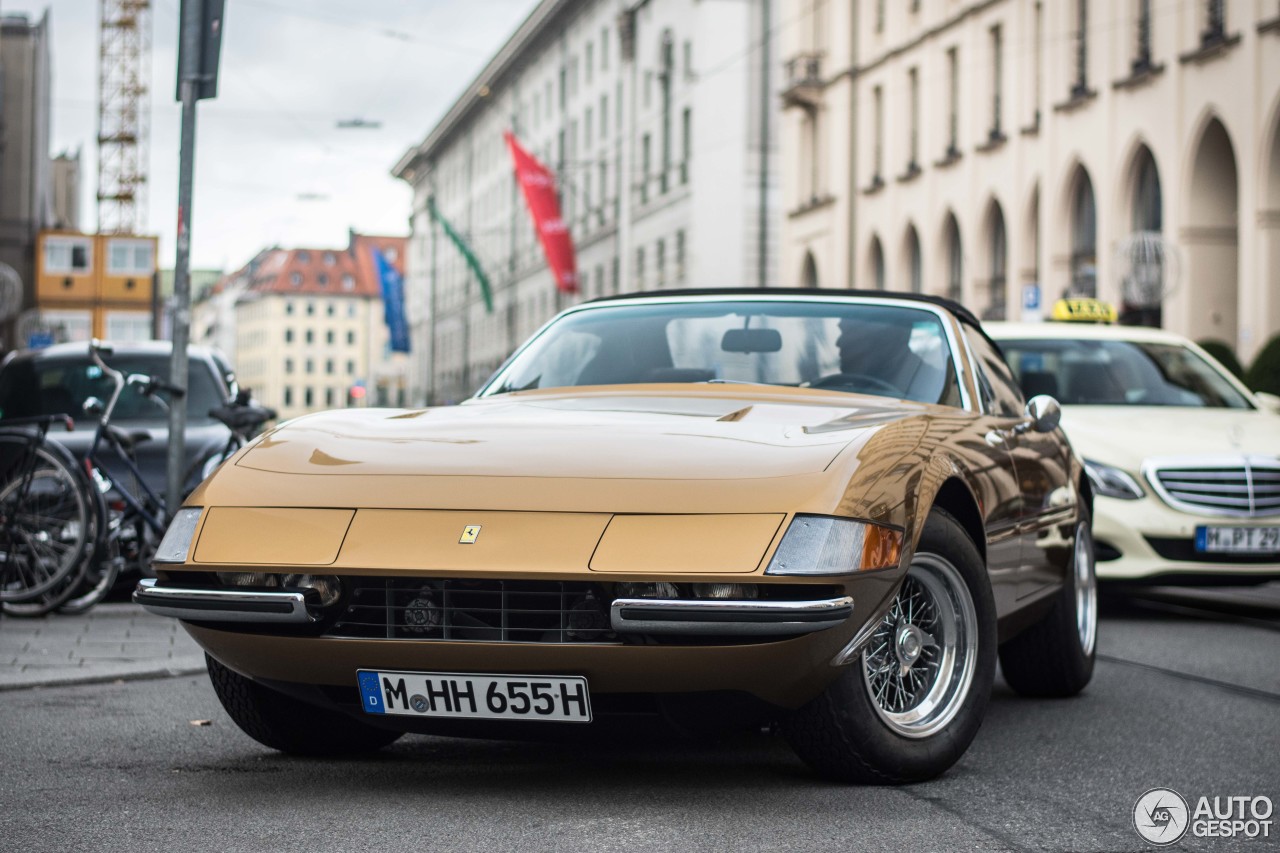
1050 298 1117 323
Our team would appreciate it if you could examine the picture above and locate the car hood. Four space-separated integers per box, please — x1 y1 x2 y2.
1061 406 1280 469
236 386 924 481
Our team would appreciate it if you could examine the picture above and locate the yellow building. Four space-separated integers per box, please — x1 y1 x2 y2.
33 230 157 344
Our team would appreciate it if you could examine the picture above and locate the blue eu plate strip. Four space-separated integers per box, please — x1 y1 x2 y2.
357 671 385 715
1194 527 1207 552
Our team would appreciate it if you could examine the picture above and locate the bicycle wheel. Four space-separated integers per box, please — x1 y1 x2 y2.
0 432 95 603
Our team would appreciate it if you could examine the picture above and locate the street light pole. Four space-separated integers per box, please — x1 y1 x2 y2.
167 2 202 513
167 0 223 514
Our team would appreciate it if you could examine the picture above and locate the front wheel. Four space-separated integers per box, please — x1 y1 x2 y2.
206 655 403 756
784 509 997 784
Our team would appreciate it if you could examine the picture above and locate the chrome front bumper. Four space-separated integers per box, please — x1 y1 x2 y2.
136 578 853 637
609 595 854 636
133 578 314 624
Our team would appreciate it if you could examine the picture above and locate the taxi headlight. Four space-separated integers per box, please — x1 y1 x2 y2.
1084 459 1144 500
153 508 202 564
765 515 903 576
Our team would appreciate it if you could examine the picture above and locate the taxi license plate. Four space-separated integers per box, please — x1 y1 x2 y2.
1195 526 1280 554
357 670 592 723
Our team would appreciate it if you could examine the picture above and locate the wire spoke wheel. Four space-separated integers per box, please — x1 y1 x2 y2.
863 553 979 739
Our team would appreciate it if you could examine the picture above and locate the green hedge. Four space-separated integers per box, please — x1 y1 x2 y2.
1196 339 1244 379
1245 334 1280 396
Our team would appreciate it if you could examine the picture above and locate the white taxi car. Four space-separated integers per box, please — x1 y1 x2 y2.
987 318 1280 584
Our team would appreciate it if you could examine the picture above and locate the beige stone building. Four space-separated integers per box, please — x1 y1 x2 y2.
230 235 407 420
781 0 1280 361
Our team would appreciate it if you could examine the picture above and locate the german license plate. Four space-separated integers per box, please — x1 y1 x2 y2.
1195 526 1280 554
357 670 592 722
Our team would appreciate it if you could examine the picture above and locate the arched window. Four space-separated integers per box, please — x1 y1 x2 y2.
1132 147 1162 232
984 201 1007 320
1070 169 1097 297
801 251 819 288
869 236 885 290
945 214 962 301
906 225 922 293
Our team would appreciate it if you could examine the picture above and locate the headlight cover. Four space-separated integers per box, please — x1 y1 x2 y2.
765 515 902 576
1084 459 1144 500
153 507 203 563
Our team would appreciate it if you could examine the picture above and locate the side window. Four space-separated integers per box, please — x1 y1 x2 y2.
964 329 1024 417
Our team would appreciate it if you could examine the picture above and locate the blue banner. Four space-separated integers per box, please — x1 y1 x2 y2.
373 247 410 353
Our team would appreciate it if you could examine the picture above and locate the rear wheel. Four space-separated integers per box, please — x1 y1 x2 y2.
998 511 1097 697
206 655 403 756
784 509 997 784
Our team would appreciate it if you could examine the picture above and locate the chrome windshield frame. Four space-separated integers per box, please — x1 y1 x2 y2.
474 294 978 414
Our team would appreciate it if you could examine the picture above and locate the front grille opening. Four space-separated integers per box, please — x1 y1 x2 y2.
1153 461 1280 517
328 578 618 643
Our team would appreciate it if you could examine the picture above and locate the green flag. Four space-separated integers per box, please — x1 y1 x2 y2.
428 196 494 313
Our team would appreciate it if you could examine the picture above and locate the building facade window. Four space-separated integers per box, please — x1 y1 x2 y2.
1203 0 1226 44
1133 0 1153 72
908 67 920 170
680 107 691 185
907 226 922 293
946 216 963 301
347 331 355 345
675 230 686 279
989 25 1003 139
872 85 884 183
640 134 651 203
1071 0 1089 98
1071 170 1098 297
43 236 92 273
946 47 959 155
285 328 294 344
988 205 1007 320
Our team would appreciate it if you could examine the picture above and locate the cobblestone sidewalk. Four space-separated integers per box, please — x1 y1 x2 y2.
0 602 205 690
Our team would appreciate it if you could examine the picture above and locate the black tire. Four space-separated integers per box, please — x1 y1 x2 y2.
0 433 96 604
784 508 997 784
998 509 1097 698
206 655 403 756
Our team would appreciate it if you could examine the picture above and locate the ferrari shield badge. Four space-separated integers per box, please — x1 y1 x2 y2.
459 524 482 544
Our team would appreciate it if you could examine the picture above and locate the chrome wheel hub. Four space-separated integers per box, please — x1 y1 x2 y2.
894 622 930 671
863 554 979 739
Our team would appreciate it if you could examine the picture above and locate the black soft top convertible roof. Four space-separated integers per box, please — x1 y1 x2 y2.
587 288 983 329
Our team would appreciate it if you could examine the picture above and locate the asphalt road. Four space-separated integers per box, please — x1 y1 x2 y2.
1 587 1277 853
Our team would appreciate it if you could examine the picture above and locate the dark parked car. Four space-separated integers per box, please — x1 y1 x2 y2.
0 340 239 498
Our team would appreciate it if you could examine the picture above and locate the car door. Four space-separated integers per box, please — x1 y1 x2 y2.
963 329 1072 599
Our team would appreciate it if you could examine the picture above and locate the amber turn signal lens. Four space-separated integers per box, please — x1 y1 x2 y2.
860 525 902 571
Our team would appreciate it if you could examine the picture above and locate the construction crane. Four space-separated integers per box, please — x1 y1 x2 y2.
97 0 151 234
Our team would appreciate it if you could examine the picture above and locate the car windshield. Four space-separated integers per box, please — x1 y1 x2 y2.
484 300 963 406
998 338 1253 409
0 354 225 425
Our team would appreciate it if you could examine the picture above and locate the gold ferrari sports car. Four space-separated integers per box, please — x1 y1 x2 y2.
138 290 1096 783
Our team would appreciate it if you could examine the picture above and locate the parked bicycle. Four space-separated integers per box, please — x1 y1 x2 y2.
0 414 100 612
1 340 276 617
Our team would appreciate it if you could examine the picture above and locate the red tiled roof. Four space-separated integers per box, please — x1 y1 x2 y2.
242 236 406 299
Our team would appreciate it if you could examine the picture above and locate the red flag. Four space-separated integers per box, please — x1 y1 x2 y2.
505 131 578 294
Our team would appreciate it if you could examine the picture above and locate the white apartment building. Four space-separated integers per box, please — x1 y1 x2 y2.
393 0 780 405
230 235 407 420
781 0 1280 361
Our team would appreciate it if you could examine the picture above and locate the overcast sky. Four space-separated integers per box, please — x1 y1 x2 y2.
6 0 540 271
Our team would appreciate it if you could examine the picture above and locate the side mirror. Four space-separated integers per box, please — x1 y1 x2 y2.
82 396 105 417
1024 395 1061 433
1255 391 1280 415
